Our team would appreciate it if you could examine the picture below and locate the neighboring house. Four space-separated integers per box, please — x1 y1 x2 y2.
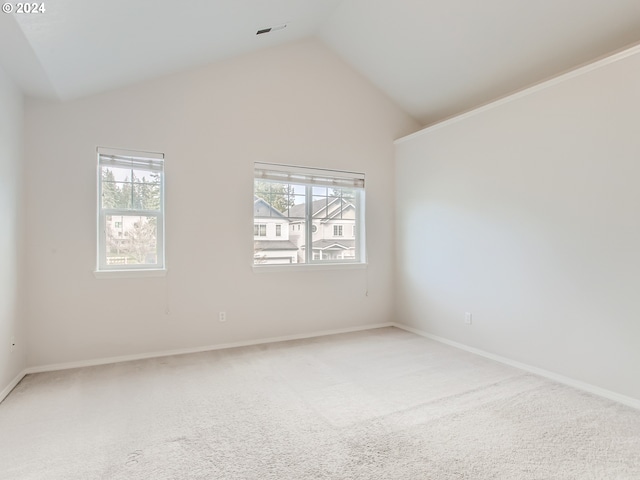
254 194 357 264
105 215 157 265
288 196 357 261
253 196 298 264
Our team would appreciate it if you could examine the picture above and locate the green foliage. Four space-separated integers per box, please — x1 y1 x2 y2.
101 168 161 211
126 218 157 263
254 181 295 213
101 169 121 208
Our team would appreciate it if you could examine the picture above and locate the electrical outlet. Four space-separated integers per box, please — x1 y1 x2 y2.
10 336 15 352
219 312 227 322
464 312 472 325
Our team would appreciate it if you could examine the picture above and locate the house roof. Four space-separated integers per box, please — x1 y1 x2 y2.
254 240 298 251
310 239 355 250
254 196 287 220
287 197 354 220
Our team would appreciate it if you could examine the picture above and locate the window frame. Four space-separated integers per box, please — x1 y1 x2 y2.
96 147 166 273
253 162 366 268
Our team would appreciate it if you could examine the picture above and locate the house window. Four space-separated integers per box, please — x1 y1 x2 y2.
254 224 267 236
97 147 164 271
253 162 365 266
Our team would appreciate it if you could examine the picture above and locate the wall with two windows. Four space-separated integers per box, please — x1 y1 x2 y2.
22 39 419 367
0 65 26 392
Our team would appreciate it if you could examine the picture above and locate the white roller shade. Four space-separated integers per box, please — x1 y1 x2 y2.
98 147 164 172
255 162 364 189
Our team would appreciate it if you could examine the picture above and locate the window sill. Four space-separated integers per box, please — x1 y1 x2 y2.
252 262 367 273
94 269 167 279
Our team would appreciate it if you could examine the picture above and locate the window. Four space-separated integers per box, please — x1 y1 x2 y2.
254 224 267 236
97 147 164 271
253 162 365 266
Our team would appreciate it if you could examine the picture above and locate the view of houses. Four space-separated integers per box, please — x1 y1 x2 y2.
253 186 359 264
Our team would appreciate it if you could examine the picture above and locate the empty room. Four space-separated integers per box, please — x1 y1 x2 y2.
1 1 640 478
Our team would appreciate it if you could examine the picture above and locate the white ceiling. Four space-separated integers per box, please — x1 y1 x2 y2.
2 0 640 125
321 0 640 124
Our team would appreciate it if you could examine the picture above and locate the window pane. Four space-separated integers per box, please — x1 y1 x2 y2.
132 182 161 210
312 196 329 219
132 169 161 184
103 166 132 182
102 167 161 211
254 181 294 216
102 181 132 209
254 180 306 264
312 191 359 263
105 215 158 266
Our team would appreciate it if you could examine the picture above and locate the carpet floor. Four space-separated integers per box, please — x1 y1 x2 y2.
1 327 639 479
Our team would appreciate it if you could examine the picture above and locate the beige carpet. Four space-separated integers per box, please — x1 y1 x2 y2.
1 327 639 479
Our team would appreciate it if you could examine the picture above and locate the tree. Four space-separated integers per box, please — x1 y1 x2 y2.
330 188 355 201
133 172 161 210
254 181 295 213
125 217 157 263
101 169 121 208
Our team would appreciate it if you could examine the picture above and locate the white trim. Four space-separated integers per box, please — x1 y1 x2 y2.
93 268 167 278
0 370 27 404
395 42 640 144
94 269 167 279
23 323 392 375
9 323 638 411
392 323 640 411
253 262 367 273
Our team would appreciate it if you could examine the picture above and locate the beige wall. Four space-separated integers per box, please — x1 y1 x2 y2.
24 39 418 367
0 65 25 394
396 48 640 401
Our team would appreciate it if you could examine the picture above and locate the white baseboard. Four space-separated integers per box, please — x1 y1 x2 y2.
24 323 394 375
0 370 28 404
392 323 640 411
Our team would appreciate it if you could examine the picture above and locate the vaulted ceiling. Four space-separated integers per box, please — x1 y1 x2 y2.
2 0 640 125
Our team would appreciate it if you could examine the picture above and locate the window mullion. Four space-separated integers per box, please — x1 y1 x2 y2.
356 190 363 263
305 185 313 264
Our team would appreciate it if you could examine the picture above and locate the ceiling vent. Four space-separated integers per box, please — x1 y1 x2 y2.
256 24 287 35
